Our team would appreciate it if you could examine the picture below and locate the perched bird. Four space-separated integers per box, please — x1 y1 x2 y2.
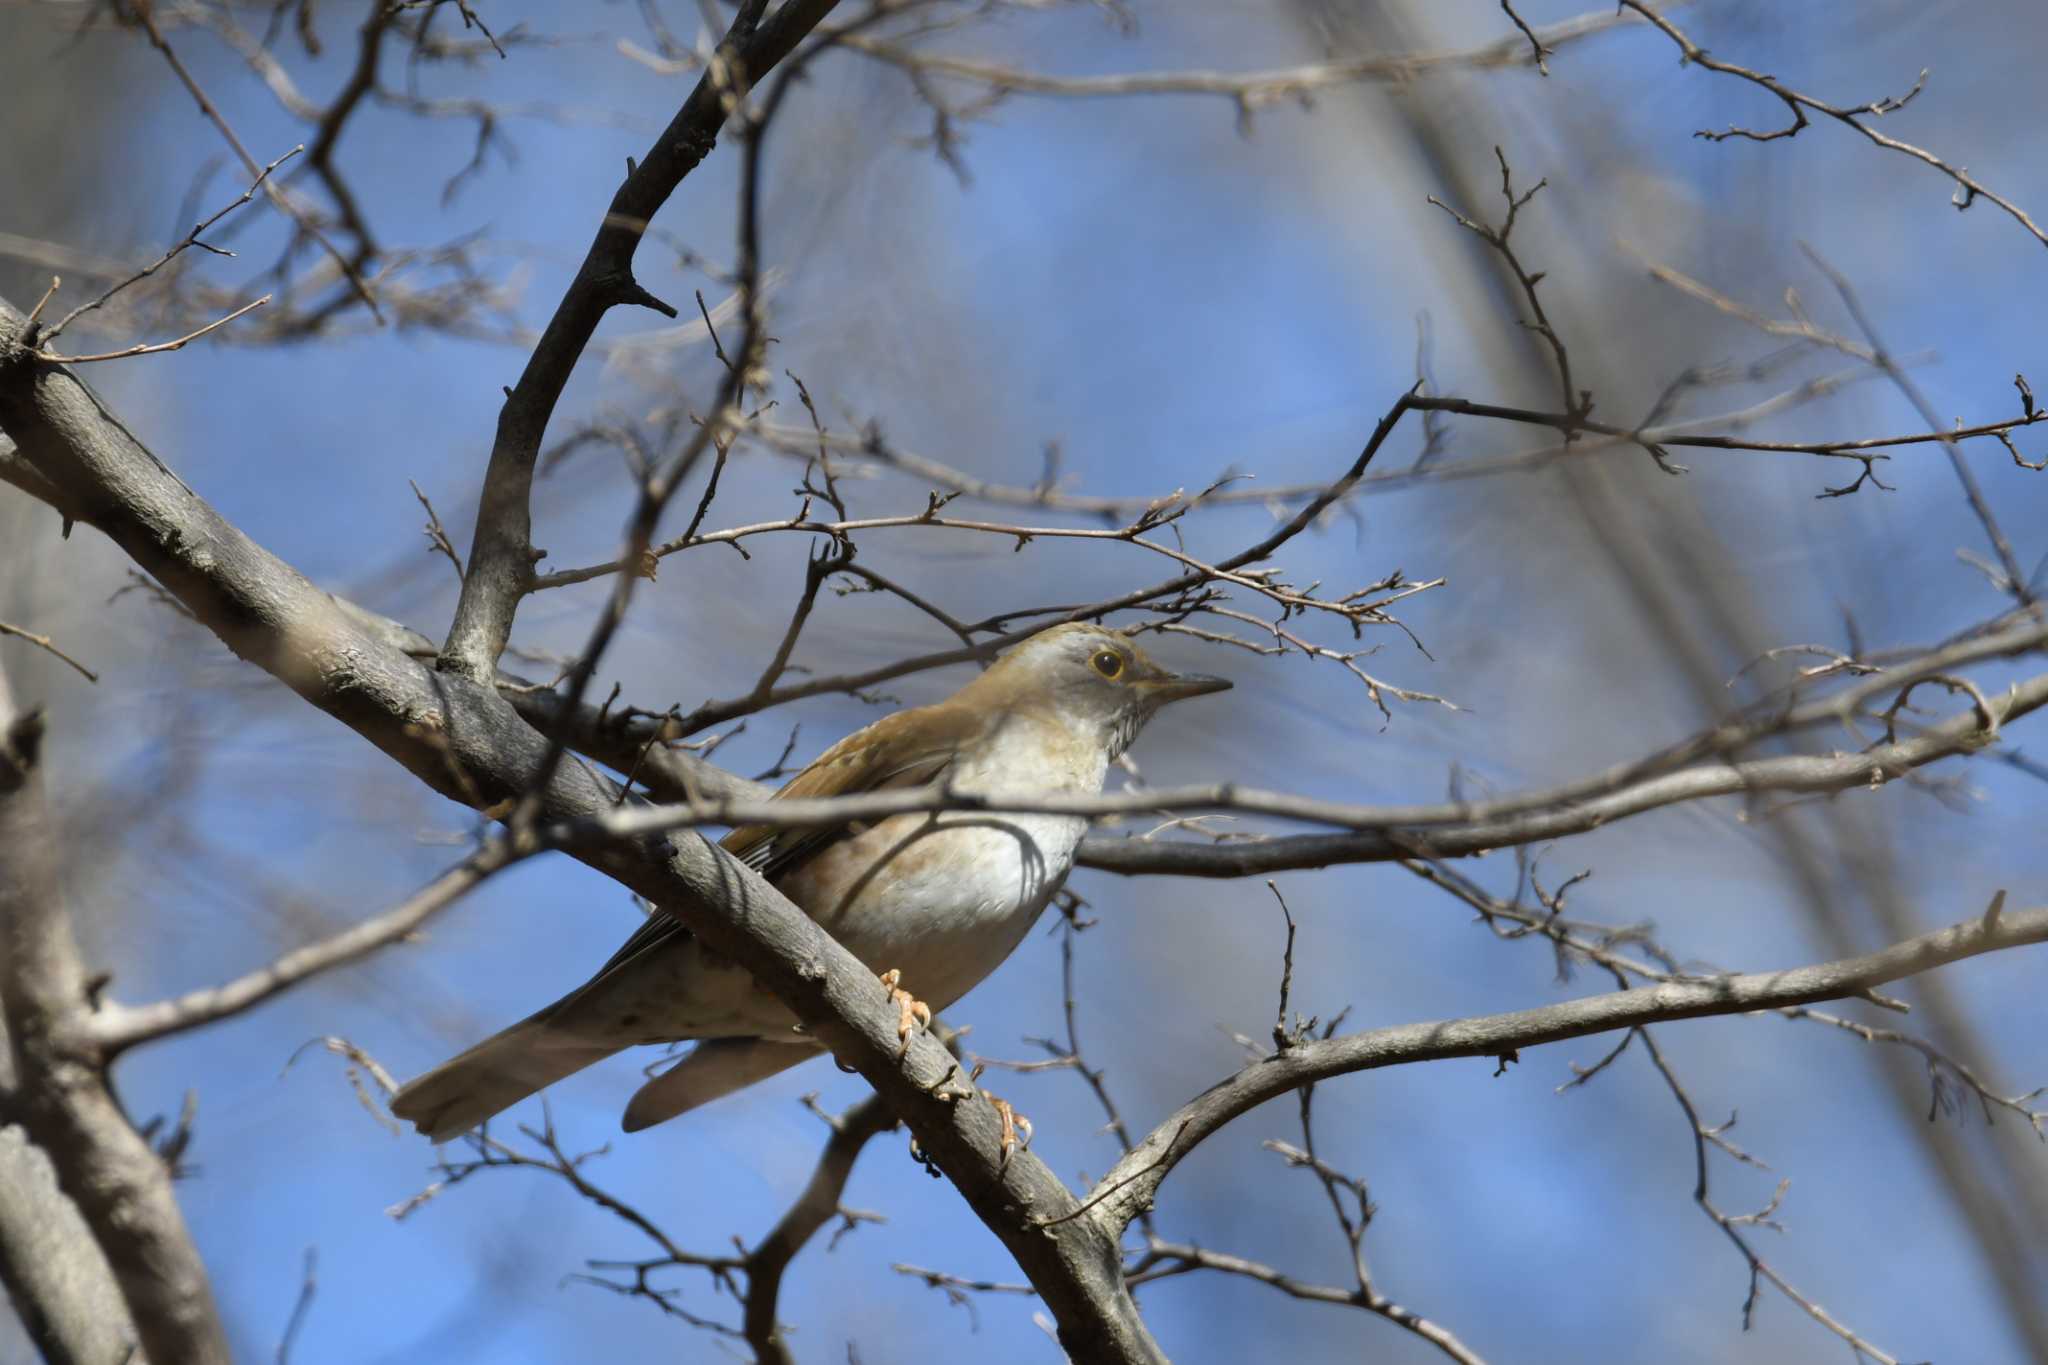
390 622 1229 1140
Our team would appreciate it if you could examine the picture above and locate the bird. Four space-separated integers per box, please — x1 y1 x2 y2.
390 622 1229 1141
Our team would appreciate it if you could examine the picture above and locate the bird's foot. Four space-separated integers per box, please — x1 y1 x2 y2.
985 1089 1033 1167
877 968 932 1057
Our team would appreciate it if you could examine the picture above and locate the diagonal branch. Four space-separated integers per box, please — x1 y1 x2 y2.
741 1094 897 1362
437 0 841 681
91 848 510 1055
1636 1027 1908 1363
1795 244 2031 603
0 293 1163 1364
1618 1 2048 251
130 6 381 319
0 620 97 684
1085 904 2048 1234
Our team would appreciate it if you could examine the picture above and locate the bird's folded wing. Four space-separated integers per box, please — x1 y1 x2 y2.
722 701 989 883
581 700 992 984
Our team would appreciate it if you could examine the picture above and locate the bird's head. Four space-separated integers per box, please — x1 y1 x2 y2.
969 622 1231 758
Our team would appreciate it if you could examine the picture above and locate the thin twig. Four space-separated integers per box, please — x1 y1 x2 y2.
36 297 272 364
408 480 466 581
275 1247 317 1365
0 621 98 683
129 7 381 317
41 146 303 346
1620 2 2048 252
1637 1028 1910 1363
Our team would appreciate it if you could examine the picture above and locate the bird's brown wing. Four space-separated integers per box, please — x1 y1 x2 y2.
585 700 989 979
392 701 998 1135
720 701 988 883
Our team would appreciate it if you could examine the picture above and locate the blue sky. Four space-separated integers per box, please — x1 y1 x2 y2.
3 1 2047 1361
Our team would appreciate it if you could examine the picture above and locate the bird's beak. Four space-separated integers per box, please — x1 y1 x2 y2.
1142 671 1232 704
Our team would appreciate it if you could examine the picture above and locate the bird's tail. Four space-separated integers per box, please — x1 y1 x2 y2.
390 1011 622 1143
622 1038 823 1132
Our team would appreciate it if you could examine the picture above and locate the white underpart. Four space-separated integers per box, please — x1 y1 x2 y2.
595 705 1112 1043
798 706 1107 1009
783 704 1106 1012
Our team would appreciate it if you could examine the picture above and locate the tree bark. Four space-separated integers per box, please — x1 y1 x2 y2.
0 296 1165 1364
0 657 228 1364
0 1121 144 1365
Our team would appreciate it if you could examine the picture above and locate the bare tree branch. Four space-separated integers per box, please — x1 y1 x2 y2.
0 659 231 1364
0 1123 141 1365
32 294 273 365
438 0 841 681
1086 903 2048 1233
1637 1028 1909 1364
393 1083 896 1358
587 658 2041 860
91 844 511 1054
0 620 97 683
1795 243 2031 602
1619 0 2048 251
740 1094 896 1362
35 144 301 349
738 353 1914 516
0 294 1165 1364
2 3 2042 1358
832 0 1674 111
129 4 382 318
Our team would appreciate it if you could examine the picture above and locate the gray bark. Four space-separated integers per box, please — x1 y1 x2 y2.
0 1122 143 1365
0 295 1165 1364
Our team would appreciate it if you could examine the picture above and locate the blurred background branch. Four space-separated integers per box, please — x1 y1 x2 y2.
3 0 2047 1361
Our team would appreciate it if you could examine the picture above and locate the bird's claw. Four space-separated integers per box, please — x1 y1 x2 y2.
986 1090 1032 1166
878 968 932 1057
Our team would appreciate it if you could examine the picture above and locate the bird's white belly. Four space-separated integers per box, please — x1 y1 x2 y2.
784 705 1105 1009
635 708 1106 1039
631 811 1084 1042
823 810 1097 1002
785 809 1088 1009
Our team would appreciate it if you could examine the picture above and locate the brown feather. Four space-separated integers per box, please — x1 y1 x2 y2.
389 622 1227 1140
718 699 995 884
573 699 999 989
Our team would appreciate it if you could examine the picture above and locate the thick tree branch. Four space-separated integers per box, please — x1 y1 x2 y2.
211 585 774 806
502 686 776 804
11 281 2040 1357
0 1123 141 1365
0 660 230 1364
0 430 86 520
0 297 1162 1364
110 674 2028 1073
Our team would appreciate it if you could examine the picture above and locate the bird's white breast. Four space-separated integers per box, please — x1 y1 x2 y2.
776 707 1105 1009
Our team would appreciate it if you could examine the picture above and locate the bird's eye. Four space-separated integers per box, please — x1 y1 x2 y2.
1091 650 1125 680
